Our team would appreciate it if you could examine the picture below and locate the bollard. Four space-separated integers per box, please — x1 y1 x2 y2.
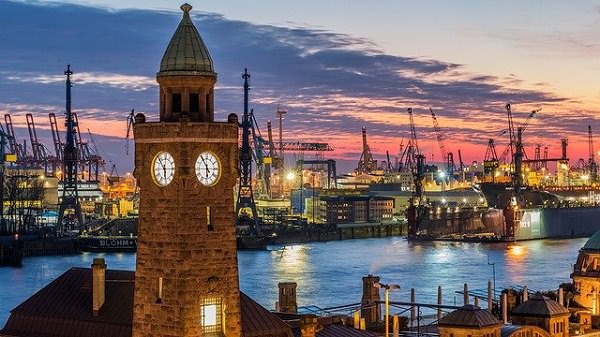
437 286 443 320
487 281 493 311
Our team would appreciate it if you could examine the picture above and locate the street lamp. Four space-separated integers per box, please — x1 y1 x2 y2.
311 173 316 224
374 282 400 337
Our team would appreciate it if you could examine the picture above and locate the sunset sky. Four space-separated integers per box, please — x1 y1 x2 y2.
1 0 599 174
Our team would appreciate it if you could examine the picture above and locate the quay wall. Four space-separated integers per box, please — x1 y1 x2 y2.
272 222 407 245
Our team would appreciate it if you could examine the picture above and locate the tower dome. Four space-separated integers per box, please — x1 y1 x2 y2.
158 3 215 77
156 3 217 122
582 229 600 251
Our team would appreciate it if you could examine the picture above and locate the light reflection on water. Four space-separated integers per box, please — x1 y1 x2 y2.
0 236 588 325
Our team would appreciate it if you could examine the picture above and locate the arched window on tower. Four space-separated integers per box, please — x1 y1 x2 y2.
172 93 182 113
206 93 210 116
190 93 199 113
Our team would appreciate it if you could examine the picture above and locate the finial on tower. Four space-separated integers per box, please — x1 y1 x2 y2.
181 3 192 18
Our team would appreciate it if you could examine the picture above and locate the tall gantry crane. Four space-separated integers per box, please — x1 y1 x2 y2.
484 139 500 182
58 65 83 230
357 127 377 174
249 109 270 199
4 114 26 162
504 104 540 197
235 69 259 230
588 125 598 182
400 108 421 173
49 112 63 162
430 108 456 181
26 113 53 174
125 109 135 155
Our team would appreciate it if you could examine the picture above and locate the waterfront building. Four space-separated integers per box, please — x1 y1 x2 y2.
510 294 569 337
571 230 600 314
319 195 394 225
438 304 503 337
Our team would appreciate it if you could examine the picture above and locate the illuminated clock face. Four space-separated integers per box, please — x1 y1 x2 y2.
195 151 220 186
152 151 175 186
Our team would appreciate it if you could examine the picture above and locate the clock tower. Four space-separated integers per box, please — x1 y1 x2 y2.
132 4 242 337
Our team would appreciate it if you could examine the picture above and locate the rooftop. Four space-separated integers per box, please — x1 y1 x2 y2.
438 304 501 328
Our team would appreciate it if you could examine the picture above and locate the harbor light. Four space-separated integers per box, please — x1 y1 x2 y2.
286 172 296 181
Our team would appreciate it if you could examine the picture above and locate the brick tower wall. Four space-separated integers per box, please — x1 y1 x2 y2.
132 119 241 337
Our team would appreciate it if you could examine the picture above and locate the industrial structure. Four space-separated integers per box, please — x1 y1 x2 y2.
0 69 136 236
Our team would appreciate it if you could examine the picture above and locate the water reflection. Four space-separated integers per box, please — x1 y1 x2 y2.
0 236 590 326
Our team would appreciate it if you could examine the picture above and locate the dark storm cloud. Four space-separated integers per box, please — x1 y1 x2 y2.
0 0 577 172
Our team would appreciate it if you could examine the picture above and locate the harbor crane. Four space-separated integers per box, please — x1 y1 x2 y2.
125 109 135 155
58 65 83 231
588 125 597 182
4 114 26 162
400 108 421 173
430 108 456 181
504 104 541 198
357 127 377 174
49 112 63 162
235 69 259 230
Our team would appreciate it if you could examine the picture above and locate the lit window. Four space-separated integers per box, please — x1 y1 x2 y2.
200 297 222 334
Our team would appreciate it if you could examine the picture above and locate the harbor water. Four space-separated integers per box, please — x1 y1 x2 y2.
0 236 588 326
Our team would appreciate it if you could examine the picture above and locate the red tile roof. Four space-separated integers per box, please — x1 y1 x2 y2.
0 267 294 337
1 267 375 337
240 292 293 337
1 267 134 337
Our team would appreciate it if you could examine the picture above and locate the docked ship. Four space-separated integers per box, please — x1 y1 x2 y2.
407 183 600 242
77 217 138 252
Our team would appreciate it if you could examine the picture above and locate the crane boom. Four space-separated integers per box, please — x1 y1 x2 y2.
407 108 419 155
49 113 63 160
26 113 42 161
430 108 447 165
125 109 135 155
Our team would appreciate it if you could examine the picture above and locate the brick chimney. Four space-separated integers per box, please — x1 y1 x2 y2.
92 258 106 316
361 275 381 329
278 282 298 313
300 314 322 337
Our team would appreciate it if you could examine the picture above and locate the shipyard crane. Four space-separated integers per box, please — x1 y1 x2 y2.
400 108 421 173
408 108 420 155
430 108 456 181
58 65 83 231
589 125 598 182
4 114 26 161
125 109 135 155
249 109 270 199
266 121 280 169
504 104 540 162
235 69 259 230
357 127 377 174
49 113 63 161
276 106 287 172
484 139 500 182
26 113 52 174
